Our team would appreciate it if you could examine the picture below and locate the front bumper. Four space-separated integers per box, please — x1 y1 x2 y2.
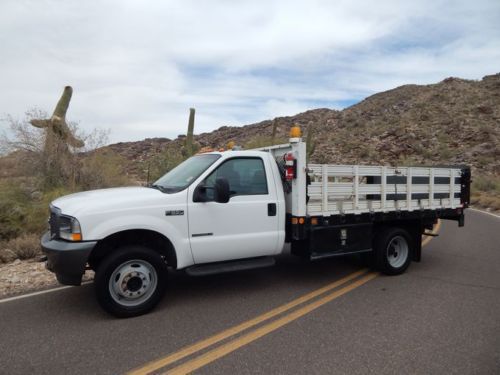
41 232 97 286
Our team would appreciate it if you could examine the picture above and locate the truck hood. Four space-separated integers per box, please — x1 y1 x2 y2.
52 187 166 217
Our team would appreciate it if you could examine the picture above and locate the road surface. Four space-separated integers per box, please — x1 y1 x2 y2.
0 209 499 374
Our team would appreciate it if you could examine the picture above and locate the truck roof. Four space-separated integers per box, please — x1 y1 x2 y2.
200 150 271 158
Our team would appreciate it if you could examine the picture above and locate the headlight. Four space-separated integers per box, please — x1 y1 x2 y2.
59 215 82 241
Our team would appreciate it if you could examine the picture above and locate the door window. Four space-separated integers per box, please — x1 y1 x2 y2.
204 158 268 197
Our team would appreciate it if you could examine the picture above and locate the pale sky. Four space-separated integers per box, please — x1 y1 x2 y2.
1 0 499 144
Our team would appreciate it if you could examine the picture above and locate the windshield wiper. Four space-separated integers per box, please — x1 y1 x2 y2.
149 184 179 193
149 184 167 193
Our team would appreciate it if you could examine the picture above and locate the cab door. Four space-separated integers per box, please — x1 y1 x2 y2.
187 156 280 264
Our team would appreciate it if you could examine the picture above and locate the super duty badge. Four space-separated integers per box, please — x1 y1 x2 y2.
165 210 184 216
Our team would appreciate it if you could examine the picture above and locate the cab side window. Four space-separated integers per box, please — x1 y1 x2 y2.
204 158 268 197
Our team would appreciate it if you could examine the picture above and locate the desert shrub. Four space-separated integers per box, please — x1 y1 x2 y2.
0 181 69 241
147 144 185 182
0 110 132 250
1 110 121 191
472 175 500 193
0 247 17 263
77 150 130 190
438 145 452 160
4 233 41 260
0 182 29 241
471 191 500 211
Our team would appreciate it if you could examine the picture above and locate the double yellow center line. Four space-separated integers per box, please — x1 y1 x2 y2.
128 269 376 375
129 220 441 375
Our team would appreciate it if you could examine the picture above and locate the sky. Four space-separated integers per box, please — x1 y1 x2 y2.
0 0 499 144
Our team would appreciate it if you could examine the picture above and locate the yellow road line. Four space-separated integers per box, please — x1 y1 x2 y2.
127 226 441 375
422 219 441 247
127 268 368 375
165 272 379 375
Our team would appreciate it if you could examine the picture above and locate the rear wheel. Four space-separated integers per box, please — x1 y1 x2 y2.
95 246 167 318
374 227 413 275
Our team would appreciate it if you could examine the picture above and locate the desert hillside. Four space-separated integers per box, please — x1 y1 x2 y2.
105 74 499 179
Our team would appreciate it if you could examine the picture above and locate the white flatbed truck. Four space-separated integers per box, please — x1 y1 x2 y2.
41 127 471 317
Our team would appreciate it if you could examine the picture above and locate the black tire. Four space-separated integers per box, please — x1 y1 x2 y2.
373 227 413 275
94 246 168 318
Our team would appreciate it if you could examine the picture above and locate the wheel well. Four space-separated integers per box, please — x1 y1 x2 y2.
372 220 423 262
88 230 177 270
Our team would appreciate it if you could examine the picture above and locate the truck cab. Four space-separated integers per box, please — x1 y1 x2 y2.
42 149 287 317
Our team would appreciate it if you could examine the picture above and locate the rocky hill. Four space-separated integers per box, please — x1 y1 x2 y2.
2 73 498 205
106 74 499 179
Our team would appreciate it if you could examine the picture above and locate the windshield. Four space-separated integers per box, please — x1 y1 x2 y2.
153 154 221 193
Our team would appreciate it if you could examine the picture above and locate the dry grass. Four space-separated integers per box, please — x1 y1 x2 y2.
0 233 41 263
471 175 500 211
471 191 500 211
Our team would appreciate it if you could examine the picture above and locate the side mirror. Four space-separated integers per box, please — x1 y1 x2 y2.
193 184 208 202
214 177 230 203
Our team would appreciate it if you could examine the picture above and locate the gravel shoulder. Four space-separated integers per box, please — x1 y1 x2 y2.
0 259 93 299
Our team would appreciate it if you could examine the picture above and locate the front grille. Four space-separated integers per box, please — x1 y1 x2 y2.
48 206 60 239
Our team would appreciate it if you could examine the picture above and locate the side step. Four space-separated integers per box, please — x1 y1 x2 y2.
310 248 372 261
186 256 276 277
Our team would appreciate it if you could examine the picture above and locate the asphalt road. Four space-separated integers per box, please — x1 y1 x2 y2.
0 209 499 375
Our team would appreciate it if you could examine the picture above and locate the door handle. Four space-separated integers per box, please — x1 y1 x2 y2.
268 203 277 216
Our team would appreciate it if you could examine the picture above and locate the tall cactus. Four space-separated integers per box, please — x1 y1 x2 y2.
186 108 195 156
271 118 278 145
29 86 84 188
30 86 84 150
306 123 316 163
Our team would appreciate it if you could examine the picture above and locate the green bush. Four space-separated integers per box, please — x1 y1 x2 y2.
0 180 73 242
472 175 500 193
0 182 29 241
147 144 185 182
77 151 130 190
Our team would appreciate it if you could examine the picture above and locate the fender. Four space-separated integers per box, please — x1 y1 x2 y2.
83 213 194 269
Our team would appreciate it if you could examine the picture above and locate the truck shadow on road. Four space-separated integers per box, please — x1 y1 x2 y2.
34 253 364 320
157 253 363 310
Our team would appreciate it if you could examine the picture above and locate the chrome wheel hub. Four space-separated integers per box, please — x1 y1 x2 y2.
386 236 409 268
109 260 158 307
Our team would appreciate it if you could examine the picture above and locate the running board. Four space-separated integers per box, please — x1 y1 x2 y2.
310 248 372 261
186 256 276 277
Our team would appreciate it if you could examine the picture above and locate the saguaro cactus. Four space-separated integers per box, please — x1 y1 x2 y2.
29 86 84 188
30 86 85 150
271 118 278 144
186 108 195 156
306 123 316 163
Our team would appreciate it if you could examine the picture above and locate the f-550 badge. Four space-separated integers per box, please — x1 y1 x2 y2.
165 210 184 216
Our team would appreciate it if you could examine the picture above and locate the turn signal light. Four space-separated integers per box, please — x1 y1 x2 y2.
291 217 305 225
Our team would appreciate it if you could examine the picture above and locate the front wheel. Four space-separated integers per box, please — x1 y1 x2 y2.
95 246 168 318
374 227 413 275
